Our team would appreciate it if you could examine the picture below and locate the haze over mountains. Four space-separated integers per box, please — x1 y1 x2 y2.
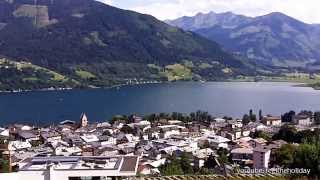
167 11 320 68
0 0 252 90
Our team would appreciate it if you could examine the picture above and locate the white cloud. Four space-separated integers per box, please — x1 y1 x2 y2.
124 0 320 23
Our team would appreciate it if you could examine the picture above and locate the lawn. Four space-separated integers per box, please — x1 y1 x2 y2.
75 70 96 79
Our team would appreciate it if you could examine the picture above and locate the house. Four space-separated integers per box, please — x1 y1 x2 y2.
221 129 242 141
193 148 215 168
193 148 215 159
294 115 312 126
67 135 83 146
158 125 185 138
206 135 230 149
262 116 281 126
98 146 120 156
214 118 226 123
20 125 33 131
96 122 112 128
168 120 183 125
40 131 62 142
231 148 253 167
98 135 116 145
16 131 39 142
138 164 161 176
81 134 99 143
8 141 32 151
249 138 267 148
133 115 143 123
253 147 271 169
55 146 82 156
234 137 252 148
242 129 251 137
0 128 9 137
226 120 243 129
139 158 166 175
267 140 287 166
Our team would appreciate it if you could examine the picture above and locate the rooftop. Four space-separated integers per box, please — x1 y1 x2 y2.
19 156 139 172
231 148 253 154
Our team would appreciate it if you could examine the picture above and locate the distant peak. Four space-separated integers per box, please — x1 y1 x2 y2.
195 11 216 17
220 11 234 15
262 12 290 18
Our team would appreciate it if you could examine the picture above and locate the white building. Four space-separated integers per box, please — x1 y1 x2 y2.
1 156 139 180
81 134 99 143
8 141 32 151
295 117 312 126
55 146 82 156
0 128 9 137
206 135 230 149
262 116 282 126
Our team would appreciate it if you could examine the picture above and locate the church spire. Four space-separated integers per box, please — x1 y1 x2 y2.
80 113 88 127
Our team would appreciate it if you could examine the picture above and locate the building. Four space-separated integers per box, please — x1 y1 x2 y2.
249 138 267 148
16 131 39 142
40 131 62 142
231 148 253 167
11 156 139 180
294 115 312 126
206 135 230 149
80 113 88 127
253 147 271 169
261 116 281 126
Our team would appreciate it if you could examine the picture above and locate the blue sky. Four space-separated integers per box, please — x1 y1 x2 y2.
98 0 320 24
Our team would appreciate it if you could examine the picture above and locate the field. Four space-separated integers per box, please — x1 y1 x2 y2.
75 70 96 79
162 64 193 81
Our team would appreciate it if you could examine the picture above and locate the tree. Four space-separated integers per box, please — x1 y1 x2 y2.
159 155 184 176
250 130 271 141
120 125 134 134
272 125 297 143
314 111 320 125
250 114 257 122
160 161 183 176
242 114 250 125
180 152 194 174
0 159 10 173
281 111 296 123
102 130 111 136
196 167 213 175
259 109 263 121
204 154 218 169
217 148 229 165
293 143 320 176
274 144 296 168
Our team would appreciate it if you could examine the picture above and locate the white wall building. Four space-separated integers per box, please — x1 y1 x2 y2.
0 156 139 180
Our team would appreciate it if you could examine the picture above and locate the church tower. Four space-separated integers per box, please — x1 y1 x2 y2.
80 113 88 127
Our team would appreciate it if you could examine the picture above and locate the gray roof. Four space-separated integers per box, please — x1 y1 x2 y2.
18 131 37 139
253 147 271 153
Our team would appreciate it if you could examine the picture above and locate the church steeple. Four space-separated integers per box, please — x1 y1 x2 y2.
80 113 88 127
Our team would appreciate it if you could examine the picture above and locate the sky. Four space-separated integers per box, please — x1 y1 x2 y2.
97 0 320 24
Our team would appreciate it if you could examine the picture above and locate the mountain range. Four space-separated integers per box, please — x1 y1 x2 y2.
0 0 253 90
166 11 320 69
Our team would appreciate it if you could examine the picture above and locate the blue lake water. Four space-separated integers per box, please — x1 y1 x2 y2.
0 82 320 125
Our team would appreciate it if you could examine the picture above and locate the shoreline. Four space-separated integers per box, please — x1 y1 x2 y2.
0 80 164 94
0 80 315 94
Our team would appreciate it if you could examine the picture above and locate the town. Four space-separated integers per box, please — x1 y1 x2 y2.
0 110 319 180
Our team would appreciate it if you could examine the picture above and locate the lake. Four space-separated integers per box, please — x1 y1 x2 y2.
0 82 320 125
